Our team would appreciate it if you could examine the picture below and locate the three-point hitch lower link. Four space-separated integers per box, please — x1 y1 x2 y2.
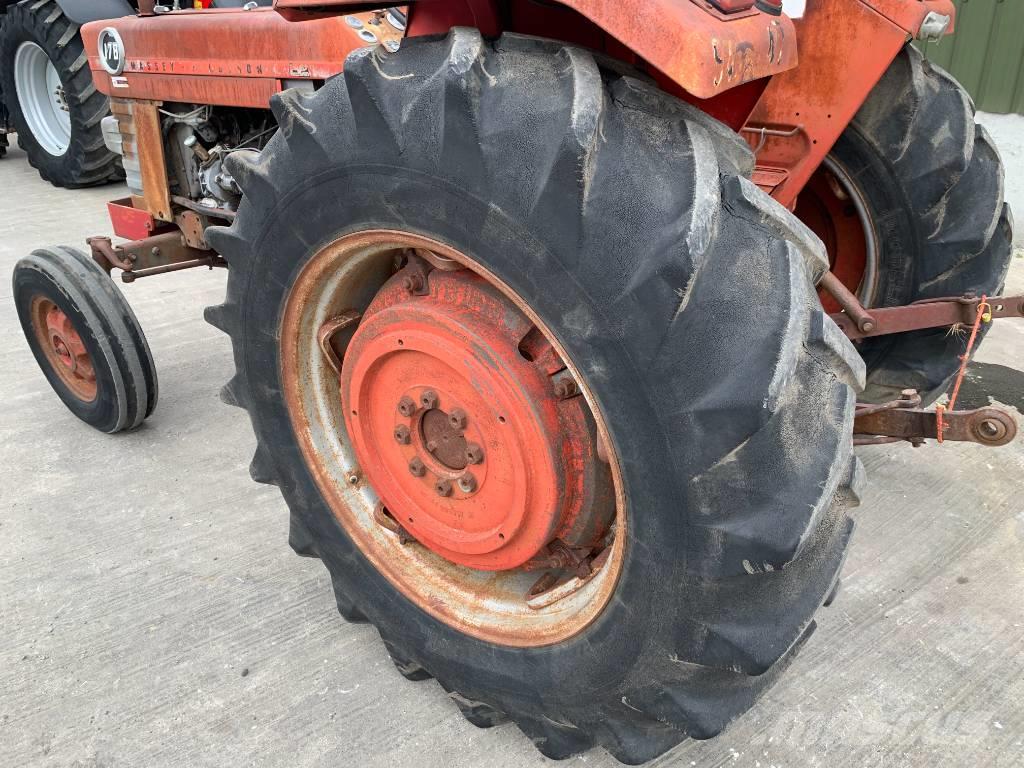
821 271 1022 449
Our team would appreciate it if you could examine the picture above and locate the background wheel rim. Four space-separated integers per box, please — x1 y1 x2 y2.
280 230 626 646
14 41 72 157
30 295 97 402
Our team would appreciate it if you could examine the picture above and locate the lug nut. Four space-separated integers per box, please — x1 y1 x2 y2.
465 443 484 464
553 377 578 399
397 396 417 417
402 273 424 293
420 389 439 410
448 408 467 430
434 478 452 497
393 425 411 445
408 457 426 477
457 473 477 493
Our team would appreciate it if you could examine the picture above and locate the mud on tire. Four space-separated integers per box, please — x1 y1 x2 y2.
207 31 866 763
843 45 1013 404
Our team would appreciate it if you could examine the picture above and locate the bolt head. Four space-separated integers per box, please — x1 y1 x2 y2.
402 273 424 293
397 396 416 417
553 378 578 399
465 443 484 464
448 408 467 430
434 478 452 497
393 425 411 445
408 457 426 477
420 389 439 410
457 473 477 493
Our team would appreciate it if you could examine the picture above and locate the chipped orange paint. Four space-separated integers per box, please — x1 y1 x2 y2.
281 0 798 99
82 8 402 108
342 266 612 571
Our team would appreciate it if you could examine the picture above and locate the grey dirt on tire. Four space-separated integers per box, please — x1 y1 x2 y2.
205 30 866 763
841 45 1013 405
0 0 122 187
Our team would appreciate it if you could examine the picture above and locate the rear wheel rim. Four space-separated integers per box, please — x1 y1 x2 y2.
280 230 626 646
14 41 72 157
30 296 97 402
798 155 880 312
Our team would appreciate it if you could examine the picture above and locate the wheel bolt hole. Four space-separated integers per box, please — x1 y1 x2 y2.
457 473 477 493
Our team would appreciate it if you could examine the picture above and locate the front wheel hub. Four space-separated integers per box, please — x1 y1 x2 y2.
341 267 610 570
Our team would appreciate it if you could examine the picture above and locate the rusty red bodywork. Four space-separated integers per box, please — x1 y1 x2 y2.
83 0 954 212
745 0 955 207
84 1 797 109
83 8 401 108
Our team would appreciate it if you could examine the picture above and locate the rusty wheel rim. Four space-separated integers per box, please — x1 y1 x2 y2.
798 156 880 313
281 231 625 646
30 296 98 402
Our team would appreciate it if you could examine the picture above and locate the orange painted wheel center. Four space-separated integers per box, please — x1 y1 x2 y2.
31 297 97 402
341 266 604 571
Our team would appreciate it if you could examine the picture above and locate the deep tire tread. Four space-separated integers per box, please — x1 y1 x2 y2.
852 46 1012 403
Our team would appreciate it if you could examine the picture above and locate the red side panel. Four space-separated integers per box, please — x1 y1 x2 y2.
82 8 402 108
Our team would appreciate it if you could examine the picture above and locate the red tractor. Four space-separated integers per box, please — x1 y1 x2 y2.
11 0 1019 762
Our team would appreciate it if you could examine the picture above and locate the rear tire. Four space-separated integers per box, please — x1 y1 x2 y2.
13 246 157 433
837 45 1013 404
0 0 122 187
208 31 865 763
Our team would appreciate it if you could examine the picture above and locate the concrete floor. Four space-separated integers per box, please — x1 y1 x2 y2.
2 112 1023 768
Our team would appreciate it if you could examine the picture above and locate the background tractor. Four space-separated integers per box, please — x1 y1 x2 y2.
11 0 1021 763
0 0 269 185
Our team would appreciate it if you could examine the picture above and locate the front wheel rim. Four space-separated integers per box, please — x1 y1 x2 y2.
14 41 72 157
30 295 97 402
280 230 626 647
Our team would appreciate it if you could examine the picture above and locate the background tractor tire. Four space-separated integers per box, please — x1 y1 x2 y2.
13 246 157 432
207 31 866 764
838 45 1013 405
0 0 121 187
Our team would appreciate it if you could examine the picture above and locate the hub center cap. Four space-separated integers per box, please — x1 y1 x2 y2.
340 265 609 571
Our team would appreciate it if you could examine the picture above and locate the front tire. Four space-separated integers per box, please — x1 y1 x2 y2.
208 31 865 763
13 246 157 433
0 0 121 187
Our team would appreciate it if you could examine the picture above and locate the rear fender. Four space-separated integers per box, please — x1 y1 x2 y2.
276 0 800 100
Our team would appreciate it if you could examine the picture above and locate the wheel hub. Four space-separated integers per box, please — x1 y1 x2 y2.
31 297 96 401
341 265 609 571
